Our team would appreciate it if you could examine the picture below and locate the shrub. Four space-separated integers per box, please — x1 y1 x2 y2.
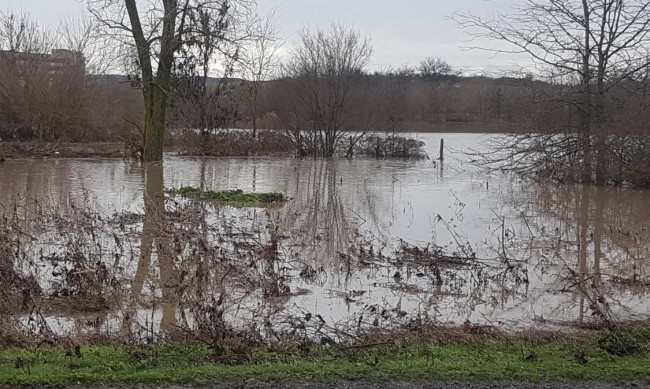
176 130 295 157
598 326 650 356
355 135 428 159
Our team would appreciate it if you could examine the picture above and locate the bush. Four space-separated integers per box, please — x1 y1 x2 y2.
355 135 428 159
598 326 650 356
176 130 295 157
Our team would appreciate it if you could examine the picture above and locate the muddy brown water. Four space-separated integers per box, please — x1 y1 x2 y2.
0 133 648 341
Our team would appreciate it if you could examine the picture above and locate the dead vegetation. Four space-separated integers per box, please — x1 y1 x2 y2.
174 130 429 160
0 190 523 349
2 142 128 159
0 176 647 356
176 130 295 157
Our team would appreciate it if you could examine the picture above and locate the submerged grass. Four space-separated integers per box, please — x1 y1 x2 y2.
1 334 649 386
166 187 286 206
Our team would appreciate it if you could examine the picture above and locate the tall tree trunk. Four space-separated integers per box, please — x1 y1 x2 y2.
126 0 177 162
593 3 609 187
580 0 593 184
143 88 169 161
593 93 606 186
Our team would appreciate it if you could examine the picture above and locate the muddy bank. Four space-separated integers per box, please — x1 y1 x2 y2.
1 142 130 159
2 131 429 159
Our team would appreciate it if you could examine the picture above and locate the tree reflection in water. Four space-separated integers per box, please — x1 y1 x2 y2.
509 182 650 326
124 163 178 337
0 150 648 342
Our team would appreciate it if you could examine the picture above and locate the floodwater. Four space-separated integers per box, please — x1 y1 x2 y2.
1 133 648 341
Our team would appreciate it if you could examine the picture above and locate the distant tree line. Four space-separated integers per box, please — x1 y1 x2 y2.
0 13 532 144
4 1 650 187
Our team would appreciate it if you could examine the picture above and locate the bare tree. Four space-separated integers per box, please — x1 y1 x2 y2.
418 57 460 81
0 11 155 143
58 14 145 142
238 9 281 139
455 0 650 186
0 11 54 53
0 11 89 140
0 12 51 139
168 2 243 140
87 0 255 161
276 23 373 157
58 13 118 76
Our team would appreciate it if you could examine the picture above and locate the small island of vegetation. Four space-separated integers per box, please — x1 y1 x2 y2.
166 187 286 206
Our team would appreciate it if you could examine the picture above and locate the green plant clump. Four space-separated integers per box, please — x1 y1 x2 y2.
599 326 650 356
166 187 286 205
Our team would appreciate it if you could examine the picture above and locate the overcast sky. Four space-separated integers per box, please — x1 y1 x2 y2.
0 0 529 74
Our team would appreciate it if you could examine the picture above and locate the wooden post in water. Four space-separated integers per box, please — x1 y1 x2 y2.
439 138 444 161
0 143 5 162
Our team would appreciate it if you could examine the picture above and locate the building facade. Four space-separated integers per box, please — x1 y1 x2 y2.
0 49 85 80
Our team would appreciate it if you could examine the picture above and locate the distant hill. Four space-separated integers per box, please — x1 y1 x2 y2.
88 74 245 85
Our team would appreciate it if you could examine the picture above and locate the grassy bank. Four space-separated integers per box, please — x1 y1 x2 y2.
1 332 649 386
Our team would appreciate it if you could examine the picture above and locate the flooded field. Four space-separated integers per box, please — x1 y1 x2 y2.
1 133 648 344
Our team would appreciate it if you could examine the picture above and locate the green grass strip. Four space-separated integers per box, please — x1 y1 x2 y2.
0 340 648 386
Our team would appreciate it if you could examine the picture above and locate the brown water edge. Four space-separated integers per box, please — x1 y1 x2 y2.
0 125 497 160
1 142 130 159
0 133 648 347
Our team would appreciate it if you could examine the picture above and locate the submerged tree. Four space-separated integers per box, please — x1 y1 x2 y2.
455 0 650 186
87 0 255 162
274 23 373 157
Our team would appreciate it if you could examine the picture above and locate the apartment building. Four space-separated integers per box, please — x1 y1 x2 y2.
0 49 85 79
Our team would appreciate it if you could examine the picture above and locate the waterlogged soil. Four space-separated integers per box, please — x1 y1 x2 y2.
0 133 649 343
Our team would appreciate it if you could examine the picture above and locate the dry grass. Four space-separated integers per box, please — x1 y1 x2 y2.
176 130 295 157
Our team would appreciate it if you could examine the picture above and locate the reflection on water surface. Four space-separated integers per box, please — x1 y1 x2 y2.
0 133 648 342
